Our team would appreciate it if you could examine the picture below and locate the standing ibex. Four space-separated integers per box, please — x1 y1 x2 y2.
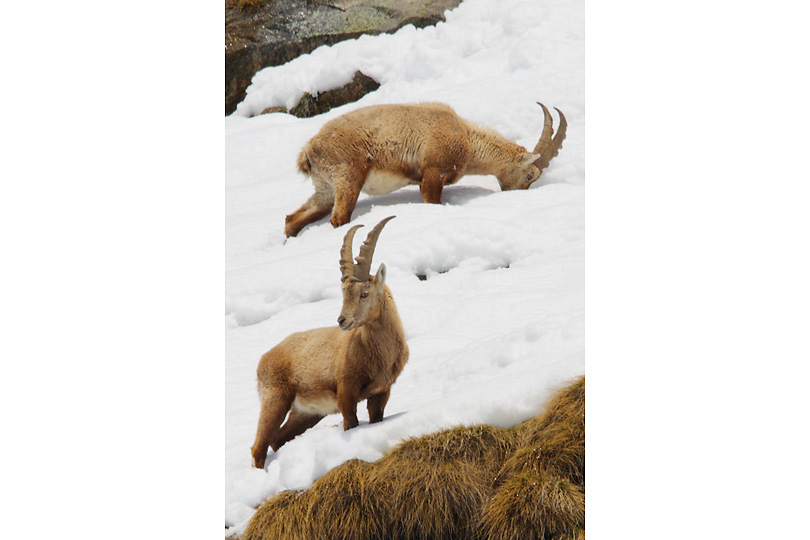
251 216 408 469
284 102 566 237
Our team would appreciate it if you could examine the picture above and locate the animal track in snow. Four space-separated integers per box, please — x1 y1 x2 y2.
414 260 511 281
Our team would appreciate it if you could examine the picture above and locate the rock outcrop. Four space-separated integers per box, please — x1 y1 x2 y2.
258 70 379 117
225 0 464 115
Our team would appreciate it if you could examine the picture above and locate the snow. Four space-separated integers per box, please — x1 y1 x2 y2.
225 0 584 535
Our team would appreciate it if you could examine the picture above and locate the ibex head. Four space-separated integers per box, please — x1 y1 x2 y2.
497 103 567 191
337 216 395 331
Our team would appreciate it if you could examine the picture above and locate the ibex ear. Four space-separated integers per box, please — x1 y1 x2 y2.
520 153 541 167
375 263 387 287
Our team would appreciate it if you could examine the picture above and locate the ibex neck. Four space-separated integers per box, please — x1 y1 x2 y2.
465 123 524 176
357 288 405 360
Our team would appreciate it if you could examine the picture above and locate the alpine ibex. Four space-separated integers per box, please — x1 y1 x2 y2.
284 102 566 237
251 216 408 469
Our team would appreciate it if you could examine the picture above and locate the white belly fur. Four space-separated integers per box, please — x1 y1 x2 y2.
293 394 339 416
362 169 412 196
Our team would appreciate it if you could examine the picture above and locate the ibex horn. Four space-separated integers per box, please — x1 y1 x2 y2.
353 216 396 282
532 102 567 174
340 224 364 283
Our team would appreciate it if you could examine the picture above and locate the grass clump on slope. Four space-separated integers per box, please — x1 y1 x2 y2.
479 469 585 540
367 458 492 539
510 375 585 485
304 459 383 540
241 488 309 540
242 376 585 540
389 424 518 471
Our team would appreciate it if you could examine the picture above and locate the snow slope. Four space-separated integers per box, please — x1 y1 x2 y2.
225 0 584 535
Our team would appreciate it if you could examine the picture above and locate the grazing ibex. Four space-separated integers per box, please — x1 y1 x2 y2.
251 216 408 469
284 102 566 237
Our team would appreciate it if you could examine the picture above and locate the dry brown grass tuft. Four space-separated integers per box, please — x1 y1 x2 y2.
389 424 518 477
552 529 585 540
513 376 585 484
367 458 491 539
494 444 545 484
479 469 585 540
242 377 585 540
302 459 383 540
241 488 310 540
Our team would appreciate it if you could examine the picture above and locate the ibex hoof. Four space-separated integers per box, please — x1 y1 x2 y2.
251 449 267 469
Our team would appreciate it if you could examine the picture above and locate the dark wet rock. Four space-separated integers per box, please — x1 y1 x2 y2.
287 70 380 117
260 105 288 115
256 71 380 118
225 0 464 115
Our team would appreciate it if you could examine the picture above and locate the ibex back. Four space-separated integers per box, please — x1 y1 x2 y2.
251 216 408 469
285 102 566 237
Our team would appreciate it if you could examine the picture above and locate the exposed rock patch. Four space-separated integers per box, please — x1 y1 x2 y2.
225 0 464 115
260 70 380 117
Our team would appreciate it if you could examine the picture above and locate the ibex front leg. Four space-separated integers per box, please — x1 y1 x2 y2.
420 167 453 204
367 388 390 424
337 381 360 430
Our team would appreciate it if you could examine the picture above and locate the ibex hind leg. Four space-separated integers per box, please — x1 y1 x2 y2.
284 176 334 237
250 388 293 468
329 166 367 228
273 408 325 450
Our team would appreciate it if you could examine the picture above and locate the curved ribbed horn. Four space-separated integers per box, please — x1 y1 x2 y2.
353 216 396 282
340 224 364 282
532 103 567 174
533 102 554 155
